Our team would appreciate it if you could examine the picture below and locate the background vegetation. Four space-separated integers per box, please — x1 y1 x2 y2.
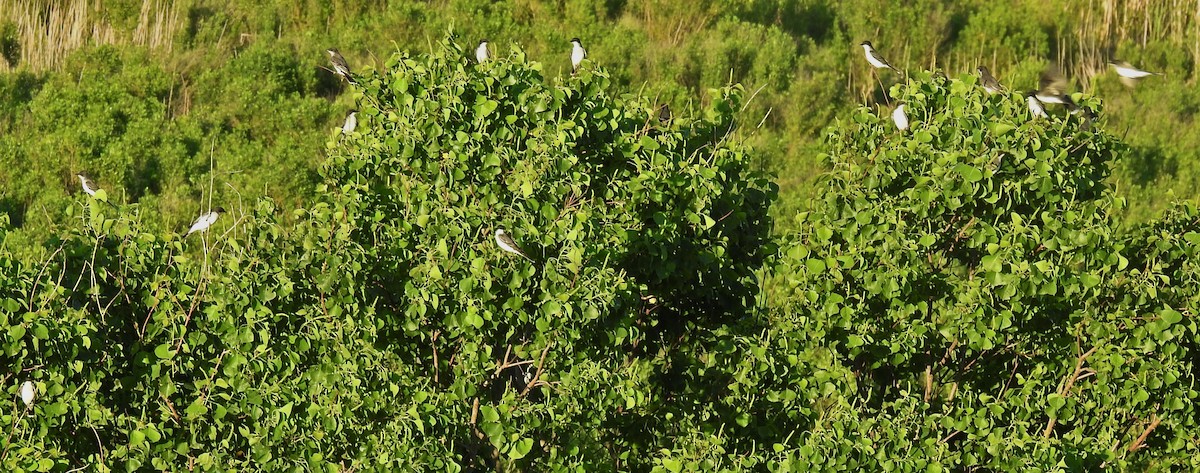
0 0 1196 470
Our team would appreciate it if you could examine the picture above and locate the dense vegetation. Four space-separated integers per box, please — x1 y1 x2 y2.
1 0 1197 470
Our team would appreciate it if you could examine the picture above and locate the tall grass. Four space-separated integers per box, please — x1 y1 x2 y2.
0 0 179 72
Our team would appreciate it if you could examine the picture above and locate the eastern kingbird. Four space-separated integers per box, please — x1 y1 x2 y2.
20 380 34 407
860 41 899 72
326 48 353 83
77 173 98 196
1036 66 1075 107
342 110 357 134
1026 92 1048 119
570 38 586 74
475 40 490 64
658 104 672 126
186 207 225 236
1109 60 1158 88
977 66 1004 94
495 229 534 262
892 104 909 131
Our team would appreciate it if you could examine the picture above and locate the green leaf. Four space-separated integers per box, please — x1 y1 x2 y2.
954 164 983 183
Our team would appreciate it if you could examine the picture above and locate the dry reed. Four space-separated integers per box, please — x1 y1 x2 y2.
0 0 180 73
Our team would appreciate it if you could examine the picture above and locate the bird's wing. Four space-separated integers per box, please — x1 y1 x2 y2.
1039 65 1068 96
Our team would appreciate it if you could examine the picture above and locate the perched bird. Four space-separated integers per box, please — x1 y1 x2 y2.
977 66 1004 94
1109 60 1158 88
1036 65 1075 107
657 104 672 126
77 173 99 196
495 229 534 262
1026 92 1048 119
570 38 587 74
342 110 357 134
186 207 225 237
326 48 353 83
892 104 909 132
1065 101 1097 131
20 380 34 408
859 41 899 72
475 40 490 64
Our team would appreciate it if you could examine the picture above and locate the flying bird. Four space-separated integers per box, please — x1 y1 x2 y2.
1109 60 1158 88
342 110 357 134
20 380 34 408
859 41 899 72
570 38 587 74
326 48 353 83
892 104 909 131
1035 65 1075 107
495 229 534 262
1026 92 1048 119
977 66 1004 94
186 207 225 237
475 40 490 64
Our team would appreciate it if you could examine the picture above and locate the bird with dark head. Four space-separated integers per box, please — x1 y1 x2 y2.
570 37 586 74
977 66 1004 94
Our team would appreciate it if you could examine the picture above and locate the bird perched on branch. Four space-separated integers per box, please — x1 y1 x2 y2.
860 41 899 73
342 110 357 134
186 207 225 237
76 173 99 196
326 48 354 83
570 38 586 75
892 104 909 132
1026 92 1048 119
475 39 490 64
495 229 534 262
977 66 1004 94
20 380 35 408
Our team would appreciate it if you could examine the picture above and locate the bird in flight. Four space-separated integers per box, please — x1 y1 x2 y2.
326 48 354 83
977 66 1004 94
860 41 899 72
186 207 225 237
495 229 534 262
1109 60 1158 88
342 110 357 134
892 104 909 132
476 40 490 64
570 38 587 75
1035 65 1075 107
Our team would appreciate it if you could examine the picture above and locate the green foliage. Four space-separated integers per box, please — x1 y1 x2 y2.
771 74 1198 469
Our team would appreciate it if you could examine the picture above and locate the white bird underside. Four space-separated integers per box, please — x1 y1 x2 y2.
476 42 489 63
342 113 357 134
1113 65 1154 79
187 212 220 235
892 105 909 131
495 230 533 262
861 45 893 70
571 44 586 70
1027 96 1048 118
78 175 97 196
20 380 34 407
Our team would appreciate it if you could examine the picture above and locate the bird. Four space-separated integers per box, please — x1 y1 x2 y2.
1109 60 1158 88
1036 65 1076 107
326 48 353 83
1026 92 1048 119
495 229 534 262
570 38 587 74
657 104 672 126
20 380 34 408
977 66 1004 94
77 173 99 196
892 104 909 131
186 207 225 236
859 41 899 72
475 39 490 64
342 110 357 134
